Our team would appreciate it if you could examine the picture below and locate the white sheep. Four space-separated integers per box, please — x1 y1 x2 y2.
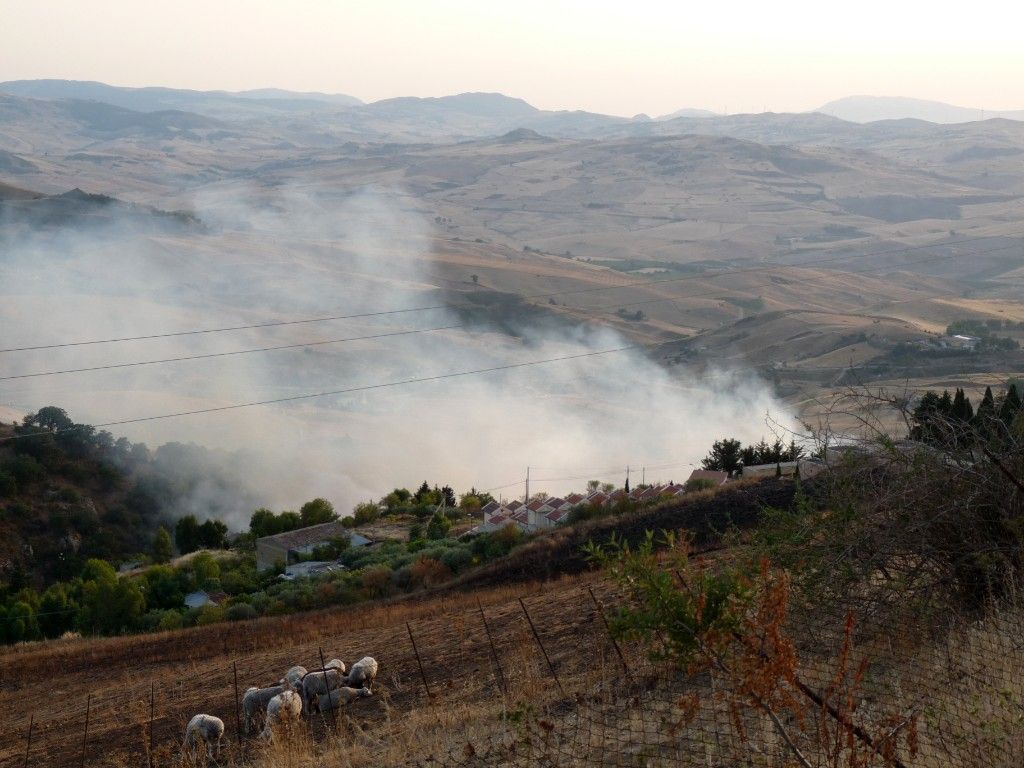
317 685 372 712
260 689 303 741
324 658 346 673
345 657 379 691
300 666 345 713
280 665 307 687
183 714 224 760
241 684 285 734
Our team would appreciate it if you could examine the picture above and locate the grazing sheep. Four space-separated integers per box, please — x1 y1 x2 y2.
318 686 372 712
183 714 224 760
300 667 345 713
345 657 379 691
241 684 285 734
280 665 307 687
260 689 303 741
324 658 346 674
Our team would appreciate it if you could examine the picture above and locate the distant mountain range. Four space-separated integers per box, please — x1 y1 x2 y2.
818 95 1024 124
0 79 363 119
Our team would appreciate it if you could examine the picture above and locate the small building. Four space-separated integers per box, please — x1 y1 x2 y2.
948 334 981 350
184 590 227 609
686 469 730 487
255 521 369 571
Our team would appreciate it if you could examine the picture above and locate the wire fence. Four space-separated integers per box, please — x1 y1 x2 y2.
2 578 1023 767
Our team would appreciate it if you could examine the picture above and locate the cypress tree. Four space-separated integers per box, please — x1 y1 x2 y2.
999 384 1022 427
952 388 974 423
975 386 996 437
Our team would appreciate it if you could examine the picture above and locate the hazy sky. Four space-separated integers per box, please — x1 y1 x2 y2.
4 0 1023 116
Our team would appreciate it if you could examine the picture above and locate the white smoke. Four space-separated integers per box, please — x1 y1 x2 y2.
0 185 796 527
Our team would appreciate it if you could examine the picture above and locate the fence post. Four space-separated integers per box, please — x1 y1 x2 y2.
477 600 507 695
232 662 242 741
406 622 432 699
80 693 91 768
319 646 338 729
587 586 628 672
518 598 565 697
148 682 155 768
23 713 34 768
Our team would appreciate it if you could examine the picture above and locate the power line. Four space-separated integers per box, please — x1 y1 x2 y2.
0 341 661 442
3 228 1019 354
4 242 1015 383
0 322 463 381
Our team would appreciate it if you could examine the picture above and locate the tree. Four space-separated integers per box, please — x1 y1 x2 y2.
152 526 173 563
352 502 379 526
974 386 997 438
300 498 337 526
471 274 479 284
24 406 74 432
440 485 457 508
78 561 145 635
143 565 184 610
951 388 974 423
414 481 432 503
702 438 743 474
249 507 278 538
174 515 201 554
999 384 1022 428
426 511 451 540
198 519 228 549
38 583 76 638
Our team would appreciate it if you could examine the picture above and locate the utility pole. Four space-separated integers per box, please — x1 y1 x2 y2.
525 466 530 503
642 466 646 486
625 465 630 493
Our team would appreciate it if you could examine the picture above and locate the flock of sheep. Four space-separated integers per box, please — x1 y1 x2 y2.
183 656 378 759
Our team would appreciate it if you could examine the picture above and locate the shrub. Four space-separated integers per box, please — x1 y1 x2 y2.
157 610 184 631
352 502 379 526
426 511 452 540
361 565 392 597
440 546 473 573
685 478 717 493
226 603 258 622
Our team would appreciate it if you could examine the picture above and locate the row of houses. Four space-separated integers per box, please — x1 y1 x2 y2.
476 471 730 534
475 460 822 535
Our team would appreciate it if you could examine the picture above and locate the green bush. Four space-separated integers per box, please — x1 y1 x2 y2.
440 546 474 573
226 603 258 621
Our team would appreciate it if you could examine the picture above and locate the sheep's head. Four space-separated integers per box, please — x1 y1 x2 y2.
358 687 372 698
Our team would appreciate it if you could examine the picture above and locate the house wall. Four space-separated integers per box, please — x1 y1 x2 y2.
256 540 290 571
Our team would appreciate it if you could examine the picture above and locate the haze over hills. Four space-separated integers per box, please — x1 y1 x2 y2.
0 78 363 118
1 78 1024 512
819 95 1024 124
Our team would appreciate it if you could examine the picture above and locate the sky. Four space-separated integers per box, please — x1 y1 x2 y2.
3 0 1023 116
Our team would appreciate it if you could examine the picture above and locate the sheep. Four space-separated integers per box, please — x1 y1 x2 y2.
241 684 285 734
317 685 372 712
324 658 346 674
280 665 307 687
300 666 345 713
345 656 379 691
260 689 303 741
183 714 224 760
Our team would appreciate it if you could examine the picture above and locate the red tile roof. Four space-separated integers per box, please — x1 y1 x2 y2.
546 509 569 522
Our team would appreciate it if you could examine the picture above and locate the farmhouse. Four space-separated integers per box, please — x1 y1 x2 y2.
255 521 370 571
